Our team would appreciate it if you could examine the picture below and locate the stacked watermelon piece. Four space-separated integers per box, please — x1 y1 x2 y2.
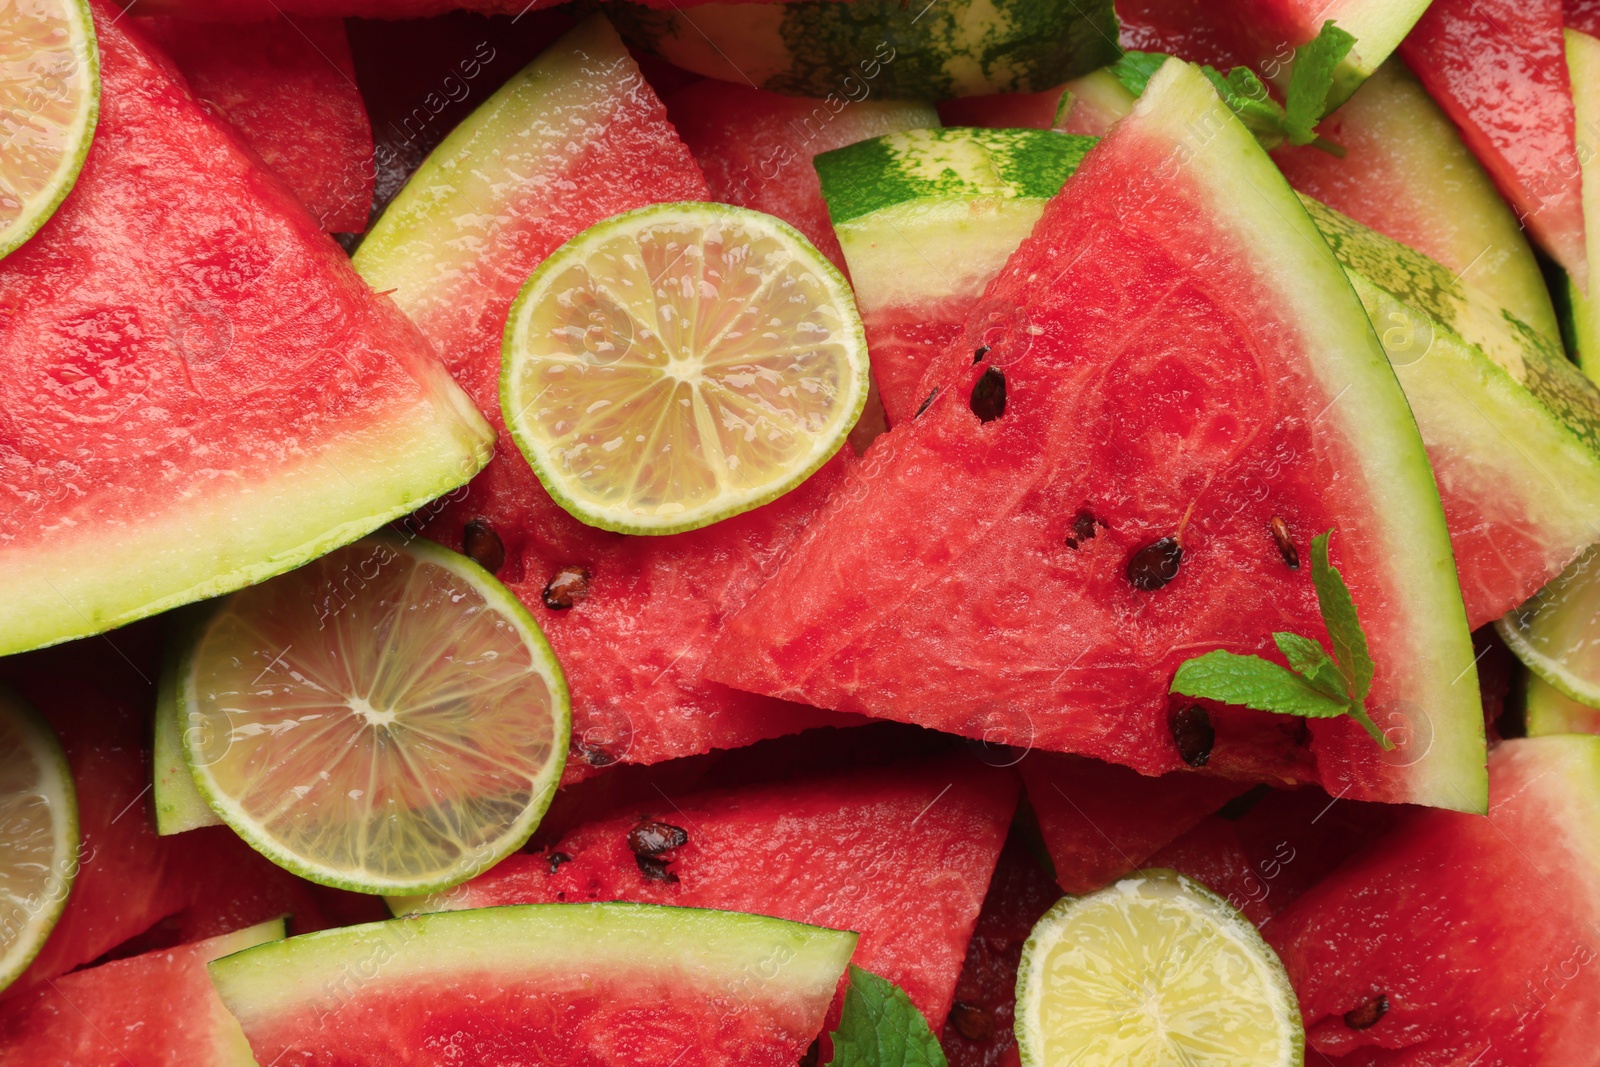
10 0 1600 1063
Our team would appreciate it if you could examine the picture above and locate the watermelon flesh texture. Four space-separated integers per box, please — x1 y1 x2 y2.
1397 0 1589 290
138 15 375 233
132 0 739 16
1267 736 1600 1063
211 904 856 1067
403 758 1017 1033
666 80 938 273
720 61 1485 810
0 919 281 1065
354 16 856 780
1019 753 1248 895
0 4 492 659
1574 0 1600 36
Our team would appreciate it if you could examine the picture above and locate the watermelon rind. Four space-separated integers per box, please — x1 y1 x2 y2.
0 685 78 995
1498 545 1600 708
1014 870 1303 1067
1568 29 1600 382
1524 673 1600 736
608 0 1119 101
152 609 221 836
207 903 858 1056
1315 0 1432 111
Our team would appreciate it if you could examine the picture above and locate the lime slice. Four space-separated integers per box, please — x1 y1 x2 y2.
0 685 78 994
179 534 570 895
501 201 870 535
1015 870 1303 1067
0 0 98 260
153 612 222 836
1498 546 1600 706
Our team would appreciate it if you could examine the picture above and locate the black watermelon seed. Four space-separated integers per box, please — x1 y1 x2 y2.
635 854 679 884
542 565 591 610
914 388 938 418
972 344 990 364
1064 508 1098 550
547 851 572 874
1216 784 1272 821
1344 994 1389 1030
1127 537 1182 590
948 1002 996 1041
627 820 689 857
970 366 1006 422
462 518 505 574
573 741 615 768
1270 516 1300 570
1171 705 1215 768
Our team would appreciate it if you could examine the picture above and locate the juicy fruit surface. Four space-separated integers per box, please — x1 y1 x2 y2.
0 5 492 658
0 689 76 993
137 15 374 233
501 202 870 535
182 536 569 894
0 919 279 1064
1015 871 1303 1067
1499 546 1600 705
355 16 852 777
1399 0 1589 287
715 62 1483 809
1267 737 1600 1063
406 759 1017 1031
210 903 856 1067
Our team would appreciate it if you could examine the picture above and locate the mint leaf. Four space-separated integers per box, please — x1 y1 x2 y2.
1171 650 1353 719
826 966 947 1067
1111 51 1170 97
1283 21 1357 142
1272 633 1346 700
1310 531 1374 704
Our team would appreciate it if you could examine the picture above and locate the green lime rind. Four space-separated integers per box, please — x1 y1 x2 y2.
0 0 99 263
501 200 870 537
0 684 79 995
1498 546 1600 708
609 0 1118 101
152 608 222 836
1524 672 1600 737
1015 869 1303 1067
180 532 571 896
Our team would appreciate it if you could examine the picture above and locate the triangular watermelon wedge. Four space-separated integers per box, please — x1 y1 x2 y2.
711 59 1485 811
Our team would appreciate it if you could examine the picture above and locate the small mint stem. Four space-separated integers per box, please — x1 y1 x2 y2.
1311 135 1347 158
1347 704 1393 751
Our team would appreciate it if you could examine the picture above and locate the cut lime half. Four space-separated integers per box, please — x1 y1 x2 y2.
179 534 570 895
0 0 98 260
1015 870 1303 1067
0 685 78 994
1498 545 1600 707
501 201 870 535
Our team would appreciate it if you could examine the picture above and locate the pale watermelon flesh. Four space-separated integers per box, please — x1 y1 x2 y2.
716 61 1485 811
136 16 374 233
209 904 857 1067
1267 736 1600 1062
0 919 280 1064
353 17 856 780
398 758 1018 1033
0 3 492 659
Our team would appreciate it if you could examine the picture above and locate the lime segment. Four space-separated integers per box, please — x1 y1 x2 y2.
502 201 870 535
1015 870 1303 1067
0 0 98 259
0 686 78 994
1498 545 1600 706
180 534 570 895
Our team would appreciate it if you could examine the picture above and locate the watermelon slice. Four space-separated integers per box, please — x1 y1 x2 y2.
1020 754 1247 895
137 15 375 233
665 80 937 273
1574 0 1600 36
0 918 281 1064
354 16 856 779
1397 0 1589 289
210 903 856 1066
1267 736 1600 1061
133 0 746 16
0 4 492 659
716 60 1486 811
397 758 1018 1032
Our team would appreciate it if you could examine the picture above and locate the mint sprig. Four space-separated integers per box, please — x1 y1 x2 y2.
1111 21 1354 156
1169 530 1392 750
826 965 947 1067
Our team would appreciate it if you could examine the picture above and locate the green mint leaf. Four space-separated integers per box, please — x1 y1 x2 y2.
1111 51 1171 97
1310 531 1374 704
1283 21 1357 143
1272 632 1347 700
1170 650 1353 719
826 966 948 1067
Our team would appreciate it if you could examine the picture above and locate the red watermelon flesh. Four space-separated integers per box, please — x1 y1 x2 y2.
355 17 855 779
1572 0 1600 36
131 0 768 17
667 80 937 273
938 88 1069 131
712 62 1483 810
412 758 1019 1032
1266 736 1600 1063
1019 753 1248 895
1398 0 1589 288
138 16 374 233
1146 816 1274 925
939 835 1062 1067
